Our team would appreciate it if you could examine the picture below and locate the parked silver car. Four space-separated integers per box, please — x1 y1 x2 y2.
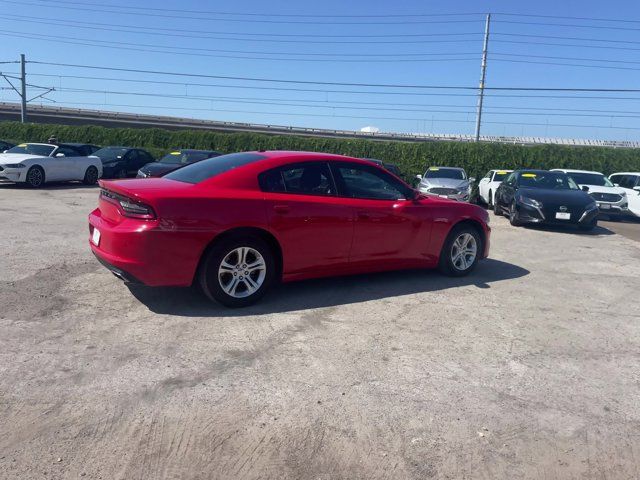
416 167 474 202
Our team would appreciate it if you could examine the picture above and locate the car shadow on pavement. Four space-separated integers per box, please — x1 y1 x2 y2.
127 258 529 317
522 224 614 236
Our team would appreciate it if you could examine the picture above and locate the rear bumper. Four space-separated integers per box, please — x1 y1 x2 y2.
88 208 205 287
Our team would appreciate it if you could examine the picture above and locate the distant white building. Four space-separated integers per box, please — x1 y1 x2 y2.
360 126 380 133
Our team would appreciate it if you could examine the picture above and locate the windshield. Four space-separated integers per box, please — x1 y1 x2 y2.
519 171 579 190
6 144 55 156
493 171 511 181
566 172 613 187
165 152 266 184
93 147 129 162
158 151 214 165
424 167 465 180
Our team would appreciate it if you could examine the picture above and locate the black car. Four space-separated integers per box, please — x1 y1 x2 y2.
93 146 155 178
362 158 403 177
0 140 15 152
136 149 221 178
494 170 599 231
64 143 101 156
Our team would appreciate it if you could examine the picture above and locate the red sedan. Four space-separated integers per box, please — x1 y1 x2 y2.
89 151 490 307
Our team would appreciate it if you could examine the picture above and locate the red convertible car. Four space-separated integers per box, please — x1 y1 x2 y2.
89 151 490 307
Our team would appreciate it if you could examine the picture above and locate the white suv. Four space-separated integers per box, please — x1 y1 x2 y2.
609 172 640 218
552 169 629 218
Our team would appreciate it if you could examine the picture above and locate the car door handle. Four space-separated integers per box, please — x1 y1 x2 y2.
357 211 371 220
273 205 289 214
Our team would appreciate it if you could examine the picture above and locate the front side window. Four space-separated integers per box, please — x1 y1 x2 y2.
334 163 410 200
56 146 81 157
259 162 335 196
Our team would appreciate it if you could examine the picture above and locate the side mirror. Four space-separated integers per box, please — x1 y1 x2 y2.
415 174 422 180
633 186 640 194
469 177 476 183
412 189 422 202
613 183 620 187
55 152 65 157
581 185 590 192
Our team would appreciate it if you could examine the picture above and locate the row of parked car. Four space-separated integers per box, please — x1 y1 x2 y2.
0 140 223 187
414 165 640 230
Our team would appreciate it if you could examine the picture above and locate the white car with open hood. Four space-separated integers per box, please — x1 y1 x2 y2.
0 143 102 187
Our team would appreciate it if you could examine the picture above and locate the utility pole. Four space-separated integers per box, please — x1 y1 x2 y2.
474 14 491 142
20 53 27 123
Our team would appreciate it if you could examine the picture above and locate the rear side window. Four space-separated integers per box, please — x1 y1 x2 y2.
259 162 335 196
166 152 266 184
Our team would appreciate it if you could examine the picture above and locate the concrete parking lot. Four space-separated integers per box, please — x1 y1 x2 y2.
1 184 639 480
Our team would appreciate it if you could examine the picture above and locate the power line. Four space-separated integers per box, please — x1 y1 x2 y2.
0 32 480 63
494 52 640 66
50 86 640 118
28 61 640 92
0 0 483 25
497 19 640 32
1 14 484 44
493 58 640 72
494 39 640 53
18 71 640 100
494 12 640 25
24 0 486 18
495 32 640 47
14 100 640 131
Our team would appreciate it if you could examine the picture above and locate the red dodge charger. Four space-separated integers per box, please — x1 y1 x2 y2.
89 151 490 307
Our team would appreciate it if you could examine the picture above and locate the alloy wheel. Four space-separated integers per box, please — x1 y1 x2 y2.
28 168 43 187
450 233 477 271
217 247 266 298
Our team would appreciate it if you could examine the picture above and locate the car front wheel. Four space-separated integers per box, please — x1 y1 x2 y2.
83 166 99 185
509 202 522 226
199 236 275 307
438 225 482 277
26 166 45 188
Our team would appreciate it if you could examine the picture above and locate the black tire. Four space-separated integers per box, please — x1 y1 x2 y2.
83 166 99 185
438 224 482 277
25 166 45 188
493 197 503 216
487 191 494 209
509 202 522 227
198 236 276 307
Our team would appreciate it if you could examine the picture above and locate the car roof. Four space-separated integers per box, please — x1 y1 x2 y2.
610 172 640 176
429 166 465 171
551 168 603 175
63 142 98 147
175 149 220 153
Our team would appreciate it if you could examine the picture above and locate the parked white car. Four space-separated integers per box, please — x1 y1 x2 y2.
552 169 630 218
608 172 640 218
478 169 513 207
0 143 102 187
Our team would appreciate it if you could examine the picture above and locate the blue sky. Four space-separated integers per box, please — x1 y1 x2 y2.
1 0 640 140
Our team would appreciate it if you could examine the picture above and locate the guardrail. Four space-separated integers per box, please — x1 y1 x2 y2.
1 102 638 148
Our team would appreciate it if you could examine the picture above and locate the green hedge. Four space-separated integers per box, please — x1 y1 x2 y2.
1 121 639 181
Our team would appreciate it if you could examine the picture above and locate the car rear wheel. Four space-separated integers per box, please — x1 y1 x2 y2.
199 236 275 307
487 191 494 209
438 225 481 277
26 166 45 188
509 202 522 226
83 166 99 185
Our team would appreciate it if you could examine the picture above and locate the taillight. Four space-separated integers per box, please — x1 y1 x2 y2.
101 189 156 219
